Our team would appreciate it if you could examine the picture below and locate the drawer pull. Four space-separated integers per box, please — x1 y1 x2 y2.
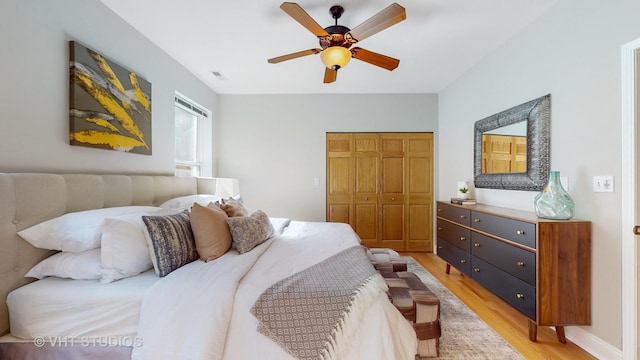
474 218 481 223
460 259 467 264
516 230 525 235
391 197 395 201
437 246 443 250
460 215 467 219
437 227 443 231
516 293 525 299
516 261 525 266
460 237 466 241
474 268 480 272
474 243 481 247
437 208 443 212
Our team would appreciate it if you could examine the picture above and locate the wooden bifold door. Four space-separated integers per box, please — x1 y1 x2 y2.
326 132 434 252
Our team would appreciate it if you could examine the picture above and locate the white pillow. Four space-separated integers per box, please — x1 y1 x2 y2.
100 212 158 283
159 194 221 209
17 206 161 253
25 249 102 280
270 217 291 235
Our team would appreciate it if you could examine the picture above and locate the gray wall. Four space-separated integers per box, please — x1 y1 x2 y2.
217 94 438 221
438 0 640 354
0 0 218 175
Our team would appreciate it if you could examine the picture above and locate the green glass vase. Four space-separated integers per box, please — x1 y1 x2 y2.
534 171 575 220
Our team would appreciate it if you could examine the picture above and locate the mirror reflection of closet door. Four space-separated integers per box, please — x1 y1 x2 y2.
482 134 527 174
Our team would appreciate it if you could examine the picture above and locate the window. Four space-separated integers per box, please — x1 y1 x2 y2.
174 93 212 177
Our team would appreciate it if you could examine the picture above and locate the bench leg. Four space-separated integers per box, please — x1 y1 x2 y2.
445 263 451 274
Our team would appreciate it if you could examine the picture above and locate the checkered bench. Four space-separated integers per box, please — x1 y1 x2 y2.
366 248 407 272
381 271 441 358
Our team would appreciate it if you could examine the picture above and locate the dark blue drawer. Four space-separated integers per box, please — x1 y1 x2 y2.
437 240 471 277
437 218 471 252
471 232 536 285
471 211 535 248
436 203 471 226
471 256 536 319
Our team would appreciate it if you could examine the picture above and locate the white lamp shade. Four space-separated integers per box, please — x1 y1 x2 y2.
320 46 352 70
214 178 240 199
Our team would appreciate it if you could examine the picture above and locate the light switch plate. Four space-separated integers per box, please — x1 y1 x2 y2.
593 176 614 192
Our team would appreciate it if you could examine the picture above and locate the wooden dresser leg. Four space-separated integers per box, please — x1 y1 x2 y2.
445 263 451 274
555 326 567 344
528 319 538 342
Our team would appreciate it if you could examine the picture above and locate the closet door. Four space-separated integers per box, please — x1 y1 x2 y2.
353 134 380 248
326 132 434 252
326 134 352 224
380 134 405 250
405 133 433 251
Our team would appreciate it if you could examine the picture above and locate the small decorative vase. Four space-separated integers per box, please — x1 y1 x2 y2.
459 192 469 200
534 171 575 220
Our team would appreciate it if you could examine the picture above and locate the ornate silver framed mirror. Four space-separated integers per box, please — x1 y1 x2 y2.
473 94 551 191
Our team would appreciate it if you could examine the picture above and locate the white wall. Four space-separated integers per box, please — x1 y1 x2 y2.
217 94 438 221
0 0 218 175
439 0 640 355
3 0 629 356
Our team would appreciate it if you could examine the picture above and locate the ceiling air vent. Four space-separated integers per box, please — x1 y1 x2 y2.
211 71 227 80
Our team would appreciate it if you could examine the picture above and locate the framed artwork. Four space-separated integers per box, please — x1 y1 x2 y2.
69 41 152 155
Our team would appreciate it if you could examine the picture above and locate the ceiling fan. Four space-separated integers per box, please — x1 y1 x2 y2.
267 2 406 83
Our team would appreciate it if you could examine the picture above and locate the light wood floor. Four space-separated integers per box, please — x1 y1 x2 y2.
404 252 597 360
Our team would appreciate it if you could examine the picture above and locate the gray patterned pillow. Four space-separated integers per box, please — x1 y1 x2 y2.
142 209 198 277
227 210 275 254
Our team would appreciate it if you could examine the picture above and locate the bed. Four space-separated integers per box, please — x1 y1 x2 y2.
0 173 417 359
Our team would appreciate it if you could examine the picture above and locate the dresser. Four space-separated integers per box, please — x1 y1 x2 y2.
436 201 591 342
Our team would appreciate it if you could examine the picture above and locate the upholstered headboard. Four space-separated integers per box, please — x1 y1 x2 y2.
0 173 217 336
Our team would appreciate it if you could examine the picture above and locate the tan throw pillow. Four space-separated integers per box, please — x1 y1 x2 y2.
190 203 232 262
220 198 248 217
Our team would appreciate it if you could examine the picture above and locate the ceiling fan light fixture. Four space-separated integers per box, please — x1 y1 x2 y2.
320 46 351 70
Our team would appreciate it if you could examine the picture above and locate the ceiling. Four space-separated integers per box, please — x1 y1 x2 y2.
101 0 558 95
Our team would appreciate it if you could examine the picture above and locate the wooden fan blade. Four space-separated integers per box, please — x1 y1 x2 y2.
346 3 406 43
280 2 330 38
268 48 322 64
323 67 337 83
351 47 400 70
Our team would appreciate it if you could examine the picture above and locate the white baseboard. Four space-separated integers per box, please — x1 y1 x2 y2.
562 326 621 360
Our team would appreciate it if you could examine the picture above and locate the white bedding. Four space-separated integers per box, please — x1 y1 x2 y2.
7 220 417 359
7 270 159 340
222 221 417 360
131 238 275 360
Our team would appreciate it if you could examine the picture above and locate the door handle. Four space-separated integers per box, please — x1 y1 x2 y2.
634 226 640 235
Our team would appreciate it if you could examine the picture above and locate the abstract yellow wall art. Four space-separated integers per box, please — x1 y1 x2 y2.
69 41 152 154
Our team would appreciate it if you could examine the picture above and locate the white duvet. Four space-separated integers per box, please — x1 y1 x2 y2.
133 221 417 360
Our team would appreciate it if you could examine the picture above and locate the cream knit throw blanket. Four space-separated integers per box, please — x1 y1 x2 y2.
251 245 387 360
